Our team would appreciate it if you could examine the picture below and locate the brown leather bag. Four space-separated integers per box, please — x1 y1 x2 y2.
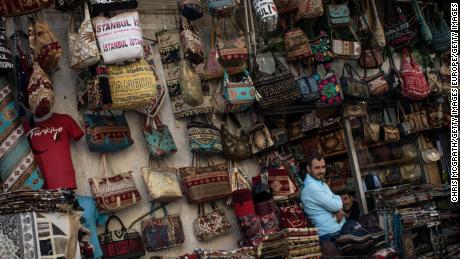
221 123 252 161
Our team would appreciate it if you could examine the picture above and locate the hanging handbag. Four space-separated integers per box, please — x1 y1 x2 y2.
187 116 223 155
428 7 450 52
209 0 236 17
89 154 141 212
400 48 430 100
253 54 300 111
412 0 432 43
294 63 320 103
364 71 389 97
340 62 369 99
397 102 429 136
384 0 415 48
141 164 183 202
317 70 342 105
284 28 313 62
252 0 279 33
364 122 380 144
28 19 62 73
331 26 361 59
68 3 99 70
92 11 144 64
270 119 289 146
178 0 203 20
55 0 85 11
300 112 321 132
424 103 443 129
216 19 248 68
179 159 232 203
107 59 158 110
88 63 112 111
359 41 384 69
267 168 298 199
84 112 134 153
223 69 257 106
249 122 275 154
0 18 13 71
221 123 252 161
27 62 55 117
180 59 204 107
0 0 52 16
99 215 145 259
143 116 177 159
181 20 204 65
213 72 252 113
140 203 185 251
399 163 422 182
420 135 441 164
320 130 345 153
277 199 308 229
276 0 299 14
297 0 323 19
366 0 386 47
193 202 232 241
309 29 334 65
89 0 138 15
327 1 350 27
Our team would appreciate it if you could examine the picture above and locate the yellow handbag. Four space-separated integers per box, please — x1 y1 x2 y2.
141 165 183 202
108 59 157 110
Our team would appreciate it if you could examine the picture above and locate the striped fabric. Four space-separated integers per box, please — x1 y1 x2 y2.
0 77 43 192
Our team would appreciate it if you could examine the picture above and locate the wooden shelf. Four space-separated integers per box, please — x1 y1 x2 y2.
355 142 392 151
360 157 416 171
323 149 348 159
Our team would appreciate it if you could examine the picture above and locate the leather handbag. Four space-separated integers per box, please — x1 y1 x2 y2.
141 204 185 251
400 48 430 100
420 135 441 164
428 7 450 52
181 20 204 65
99 215 145 259
83 112 134 153
208 0 236 17
193 202 232 241
399 163 422 182
0 0 52 16
402 143 417 159
384 0 415 48
89 154 141 212
55 0 85 11
179 160 232 203
216 19 248 68
297 0 323 19
343 102 367 118
293 63 320 103
141 165 183 202
425 103 443 129
92 11 144 64
0 18 13 71
223 69 257 106
284 28 313 62
221 123 252 161
89 0 138 15
178 0 204 20
398 105 429 136
320 130 345 154
364 122 380 144
364 72 389 97
331 26 361 59
317 70 342 105
187 116 223 155
107 59 158 110
383 125 399 143
28 19 62 73
252 0 279 33
249 122 275 154
340 62 369 99
143 116 177 159
327 2 350 27
253 54 300 111
68 3 99 70
359 45 384 69
309 29 334 65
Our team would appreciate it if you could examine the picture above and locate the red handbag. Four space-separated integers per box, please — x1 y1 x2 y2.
400 48 430 100
0 0 52 17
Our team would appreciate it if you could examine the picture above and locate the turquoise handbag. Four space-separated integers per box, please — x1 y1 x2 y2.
187 116 223 155
84 112 134 153
327 3 350 27
223 69 257 106
208 0 236 17
428 7 450 52
143 116 177 159
412 0 432 44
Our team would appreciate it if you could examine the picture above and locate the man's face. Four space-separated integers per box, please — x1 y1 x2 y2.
307 158 326 181
341 194 353 211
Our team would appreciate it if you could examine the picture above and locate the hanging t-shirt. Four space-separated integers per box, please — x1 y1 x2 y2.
24 113 83 189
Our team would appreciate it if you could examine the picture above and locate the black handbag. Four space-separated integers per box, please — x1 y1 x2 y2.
253 53 300 112
340 62 369 99
54 0 85 11
99 215 145 259
88 0 138 15
383 0 415 49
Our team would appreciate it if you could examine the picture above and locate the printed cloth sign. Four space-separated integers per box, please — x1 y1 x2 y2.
0 77 43 192
92 11 144 64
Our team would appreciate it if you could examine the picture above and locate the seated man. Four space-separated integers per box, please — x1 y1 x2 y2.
340 190 361 221
301 152 346 244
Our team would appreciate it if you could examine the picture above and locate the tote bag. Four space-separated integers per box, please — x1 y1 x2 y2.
92 11 144 65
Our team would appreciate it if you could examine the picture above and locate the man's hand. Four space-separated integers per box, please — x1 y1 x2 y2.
336 209 345 223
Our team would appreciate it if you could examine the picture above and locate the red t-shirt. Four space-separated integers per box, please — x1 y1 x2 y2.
24 113 84 190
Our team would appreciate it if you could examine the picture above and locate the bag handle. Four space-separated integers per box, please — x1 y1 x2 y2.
104 215 127 234
128 202 169 229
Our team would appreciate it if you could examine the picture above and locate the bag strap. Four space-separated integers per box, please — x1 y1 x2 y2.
100 154 111 178
342 63 361 79
128 202 168 229
105 215 127 234
381 102 392 124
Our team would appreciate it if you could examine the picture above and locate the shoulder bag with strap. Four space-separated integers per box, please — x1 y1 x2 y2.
141 160 182 202
384 0 415 48
221 114 252 160
187 115 223 155
193 202 232 241
340 62 369 99
327 0 350 27
428 6 450 52
142 115 177 159
400 48 430 100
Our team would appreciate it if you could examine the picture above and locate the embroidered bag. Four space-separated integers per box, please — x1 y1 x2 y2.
0 0 52 16
309 29 334 65
221 123 252 161
252 0 279 33
55 0 85 11
428 7 450 52
140 203 185 251
193 202 232 241
317 70 342 105
107 59 158 110
412 0 432 43
249 122 275 154
83 112 134 153
223 69 257 106
180 59 204 107
327 1 350 27
400 48 430 100
213 74 252 113
143 116 177 159
0 18 13 71
27 62 55 117
88 0 138 15
297 0 323 19
364 71 389 97
178 0 203 21
209 0 236 17
88 63 112 111
179 160 232 203
277 199 308 228
141 164 182 202
340 62 369 98
253 54 300 112
181 20 204 65
276 0 299 14
187 116 223 155
284 28 313 62
216 19 248 68
99 215 144 259
89 154 141 212
68 3 99 70
384 0 415 48
28 19 62 73
92 11 144 65
331 26 361 59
